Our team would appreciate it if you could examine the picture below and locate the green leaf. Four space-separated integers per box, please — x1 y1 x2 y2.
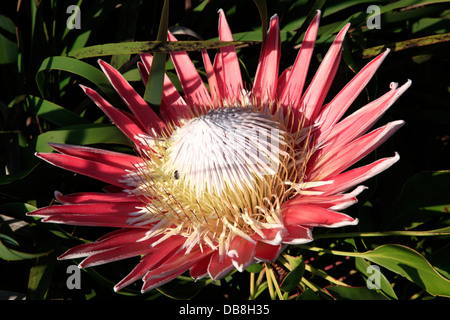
246 263 263 273
0 233 19 247
281 256 305 292
316 0 450 45
0 14 18 64
67 41 251 59
0 240 51 261
144 0 170 113
29 123 132 154
27 255 56 299
0 202 37 216
355 257 398 300
326 285 389 300
36 56 119 104
362 32 450 59
25 95 91 127
428 244 450 280
358 244 450 297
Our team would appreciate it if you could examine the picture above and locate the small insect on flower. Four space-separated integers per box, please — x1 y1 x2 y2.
29 9 410 293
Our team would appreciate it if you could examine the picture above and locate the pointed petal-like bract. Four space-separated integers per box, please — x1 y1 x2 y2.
253 14 281 104
202 49 221 104
98 60 166 135
280 11 321 122
28 202 147 228
310 120 404 180
301 24 350 125
167 32 212 110
35 152 131 189
218 9 244 103
58 229 150 260
47 143 142 170
81 85 149 149
315 49 391 135
282 204 358 228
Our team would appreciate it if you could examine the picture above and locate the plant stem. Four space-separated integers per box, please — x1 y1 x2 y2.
249 272 255 300
266 263 285 300
296 244 364 258
265 263 276 300
304 263 349 287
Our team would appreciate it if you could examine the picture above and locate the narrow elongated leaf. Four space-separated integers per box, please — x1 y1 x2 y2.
68 41 251 59
30 123 132 154
36 56 119 103
362 32 450 59
0 233 19 247
144 0 170 113
0 240 51 261
25 95 91 126
281 256 305 292
0 14 18 64
27 255 56 299
316 0 450 44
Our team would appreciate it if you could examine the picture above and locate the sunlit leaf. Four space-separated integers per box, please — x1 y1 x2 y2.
355 257 398 300
144 0 170 113
362 32 450 59
246 263 263 273
27 255 56 299
358 244 450 297
30 123 132 154
68 41 252 59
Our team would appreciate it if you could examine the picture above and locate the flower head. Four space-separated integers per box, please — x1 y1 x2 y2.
29 10 410 293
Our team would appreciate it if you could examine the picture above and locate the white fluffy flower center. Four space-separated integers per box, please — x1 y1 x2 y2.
164 107 287 197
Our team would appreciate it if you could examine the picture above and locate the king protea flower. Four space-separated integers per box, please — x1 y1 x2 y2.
29 10 410 293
